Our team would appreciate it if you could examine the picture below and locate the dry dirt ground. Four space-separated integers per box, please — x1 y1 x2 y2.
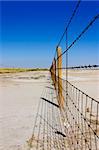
0 71 49 150
0 70 99 150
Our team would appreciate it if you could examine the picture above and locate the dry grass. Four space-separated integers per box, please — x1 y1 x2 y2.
0 68 49 74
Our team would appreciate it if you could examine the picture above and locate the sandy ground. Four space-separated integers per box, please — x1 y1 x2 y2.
0 71 49 150
0 70 99 150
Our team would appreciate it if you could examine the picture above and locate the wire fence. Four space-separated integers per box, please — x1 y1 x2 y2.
50 71 99 149
27 76 68 150
50 0 99 149
28 1 99 149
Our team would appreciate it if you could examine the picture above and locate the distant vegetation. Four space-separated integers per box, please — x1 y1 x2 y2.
67 65 99 70
0 68 49 74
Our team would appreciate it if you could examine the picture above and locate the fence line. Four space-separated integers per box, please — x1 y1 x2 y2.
50 62 99 150
28 1 99 149
50 1 99 149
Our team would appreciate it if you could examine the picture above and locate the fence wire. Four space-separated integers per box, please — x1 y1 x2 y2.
27 74 68 150
28 0 99 149
50 1 99 149
51 72 99 150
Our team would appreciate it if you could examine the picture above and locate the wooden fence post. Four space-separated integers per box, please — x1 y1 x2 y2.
52 61 54 83
53 58 56 89
50 63 54 82
57 47 64 109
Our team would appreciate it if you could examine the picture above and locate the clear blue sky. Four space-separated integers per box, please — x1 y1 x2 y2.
0 1 99 68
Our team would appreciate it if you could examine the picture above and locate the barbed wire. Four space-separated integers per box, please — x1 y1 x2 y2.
57 0 81 47
57 14 99 60
53 0 81 60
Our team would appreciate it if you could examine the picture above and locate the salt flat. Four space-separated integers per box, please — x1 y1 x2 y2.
63 69 99 101
0 71 49 150
0 70 98 150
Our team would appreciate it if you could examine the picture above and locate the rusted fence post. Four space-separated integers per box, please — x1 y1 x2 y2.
57 47 64 109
